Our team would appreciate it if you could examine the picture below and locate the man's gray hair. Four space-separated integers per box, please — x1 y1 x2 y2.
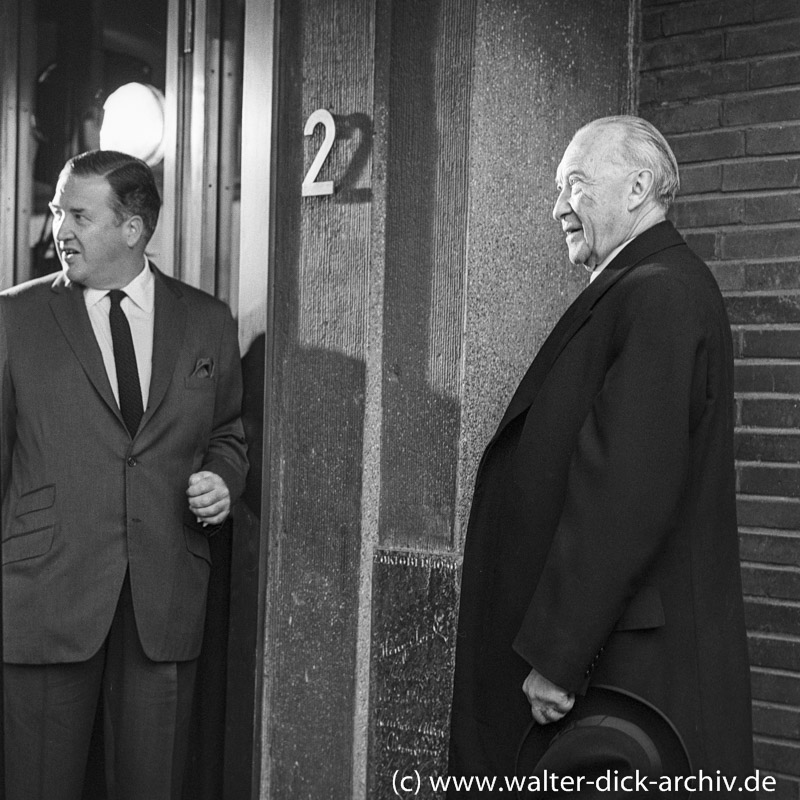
578 115 680 211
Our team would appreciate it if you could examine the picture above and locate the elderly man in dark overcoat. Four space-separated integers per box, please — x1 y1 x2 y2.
448 116 754 794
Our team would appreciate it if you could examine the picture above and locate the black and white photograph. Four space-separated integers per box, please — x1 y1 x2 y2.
0 0 798 797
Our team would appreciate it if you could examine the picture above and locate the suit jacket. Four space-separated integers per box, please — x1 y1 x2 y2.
0 267 248 664
449 222 753 782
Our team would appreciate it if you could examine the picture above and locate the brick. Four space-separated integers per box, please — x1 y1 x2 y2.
678 162 723 193
739 328 800 358
746 125 800 156
739 530 800 567
741 261 800 291
755 0 800 22
753 702 800 740
641 9 663 41
681 230 717 258
724 89 800 127
672 195 743 227
735 362 800 393
639 73 659 105
737 431 800 464
642 31 724 71
747 600 800 636
742 560 800 599
711 262 746 291
661 0 752 37
751 666 800 704
738 494 800 526
641 99 721 134
648 62 748 103
723 158 800 191
753 702 800 739
727 19 800 58
727 294 800 323
721 227 800 259
753 737 800 775
745 192 800 224
732 333 745 359
669 128 745 163
740 398 800 428
751 54 800 90
749 632 800 670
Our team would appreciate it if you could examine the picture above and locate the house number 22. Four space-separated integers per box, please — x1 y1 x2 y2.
302 109 335 196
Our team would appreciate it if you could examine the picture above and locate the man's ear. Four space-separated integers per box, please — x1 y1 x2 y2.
124 215 145 247
628 168 655 211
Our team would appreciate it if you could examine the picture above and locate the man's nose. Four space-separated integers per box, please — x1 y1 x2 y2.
552 187 570 222
54 219 72 240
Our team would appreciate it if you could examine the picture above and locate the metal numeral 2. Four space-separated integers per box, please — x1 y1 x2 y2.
302 109 336 196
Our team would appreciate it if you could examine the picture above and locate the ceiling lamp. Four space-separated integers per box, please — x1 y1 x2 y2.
100 82 166 166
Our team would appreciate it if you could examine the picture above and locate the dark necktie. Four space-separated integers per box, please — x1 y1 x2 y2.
108 289 144 436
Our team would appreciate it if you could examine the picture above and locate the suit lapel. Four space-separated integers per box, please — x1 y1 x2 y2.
491 221 685 442
140 268 186 430
48 274 123 425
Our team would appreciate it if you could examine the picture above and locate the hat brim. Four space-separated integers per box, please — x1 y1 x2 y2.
516 684 692 784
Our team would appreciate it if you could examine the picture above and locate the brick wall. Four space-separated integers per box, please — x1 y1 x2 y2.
639 0 800 795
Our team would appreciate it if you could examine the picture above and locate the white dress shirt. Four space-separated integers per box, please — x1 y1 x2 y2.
84 259 155 409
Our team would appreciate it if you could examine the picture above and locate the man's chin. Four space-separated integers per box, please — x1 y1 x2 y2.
567 250 590 268
63 263 87 285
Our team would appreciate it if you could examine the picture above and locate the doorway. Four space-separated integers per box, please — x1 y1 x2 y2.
0 0 262 796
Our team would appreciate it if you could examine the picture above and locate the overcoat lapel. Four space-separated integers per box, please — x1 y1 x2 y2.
48 274 123 426
140 269 186 430
491 221 685 443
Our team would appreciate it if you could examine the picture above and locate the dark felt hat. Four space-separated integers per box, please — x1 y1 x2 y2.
515 685 692 799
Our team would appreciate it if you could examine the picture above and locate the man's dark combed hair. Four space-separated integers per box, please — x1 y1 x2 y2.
65 150 162 241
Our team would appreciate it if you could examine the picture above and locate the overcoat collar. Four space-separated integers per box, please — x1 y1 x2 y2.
491 221 685 441
47 265 187 439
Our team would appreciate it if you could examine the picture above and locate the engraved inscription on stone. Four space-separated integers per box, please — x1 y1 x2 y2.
370 550 460 798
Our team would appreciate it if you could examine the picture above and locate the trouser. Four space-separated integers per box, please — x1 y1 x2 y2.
4 571 198 800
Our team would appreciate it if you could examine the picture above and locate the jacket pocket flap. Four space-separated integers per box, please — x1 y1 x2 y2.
2 526 54 564
183 527 211 564
614 585 665 631
15 485 56 516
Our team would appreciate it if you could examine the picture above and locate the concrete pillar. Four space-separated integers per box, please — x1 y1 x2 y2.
256 0 635 796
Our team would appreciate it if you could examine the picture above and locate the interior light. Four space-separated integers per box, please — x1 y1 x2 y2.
100 82 166 166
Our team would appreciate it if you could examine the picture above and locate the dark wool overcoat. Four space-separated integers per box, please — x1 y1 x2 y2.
448 222 754 792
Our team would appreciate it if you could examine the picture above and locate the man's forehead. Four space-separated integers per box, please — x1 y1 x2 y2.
52 172 111 205
556 141 590 181
557 128 622 178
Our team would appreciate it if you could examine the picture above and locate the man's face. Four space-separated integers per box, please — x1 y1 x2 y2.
50 172 132 289
552 128 635 269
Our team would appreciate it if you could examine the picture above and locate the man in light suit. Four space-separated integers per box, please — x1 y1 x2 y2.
448 116 753 793
1 150 248 799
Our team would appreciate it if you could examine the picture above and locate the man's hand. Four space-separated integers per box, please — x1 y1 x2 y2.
523 667 575 725
187 471 231 527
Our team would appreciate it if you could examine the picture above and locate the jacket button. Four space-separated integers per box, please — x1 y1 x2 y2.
127 457 137 467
